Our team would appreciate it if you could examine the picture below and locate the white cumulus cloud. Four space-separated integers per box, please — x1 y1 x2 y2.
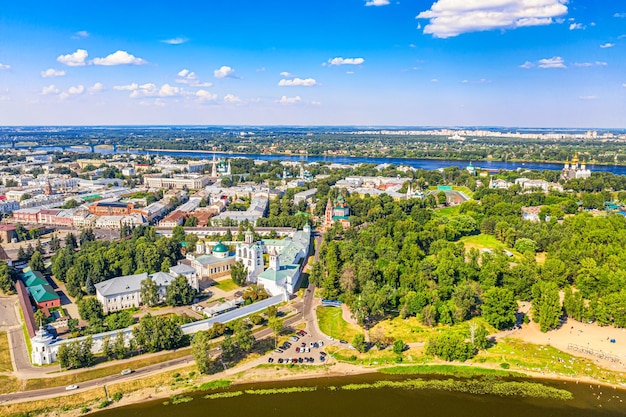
196 90 218 102
365 0 390 6
416 0 568 38
537 56 566 69
41 85 59 95
224 93 242 103
569 23 585 30
280 71 294 77
176 69 212 87
41 68 66 78
327 57 365 66
278 95 302 105
57 49 88 66
520 61 534 69
278 77 318 87
125 83 187 98
579 95 597 100
214 65 235 79
0 63 10 70
600 43 615 49
68 85 85 95
59 84 85 100
88 82 104 94
114 83 139 91
92 50 147 66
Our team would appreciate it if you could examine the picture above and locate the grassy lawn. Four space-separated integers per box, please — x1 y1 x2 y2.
435 206 460 217
24 348 192 391
0 375 22 395
316 306 362 341
459 234 521 258
215 278 239 292
0 331 13 372
473 338 626 385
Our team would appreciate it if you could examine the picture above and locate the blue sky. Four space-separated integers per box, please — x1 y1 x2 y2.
0 0 624 127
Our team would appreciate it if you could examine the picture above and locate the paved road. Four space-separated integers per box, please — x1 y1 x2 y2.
0 309 307 404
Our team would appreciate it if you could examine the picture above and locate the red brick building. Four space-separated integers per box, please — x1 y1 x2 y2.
88 201 134 216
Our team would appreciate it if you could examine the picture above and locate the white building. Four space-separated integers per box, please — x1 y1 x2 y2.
235 229 264 282
256 224 311 297
95 265 197 314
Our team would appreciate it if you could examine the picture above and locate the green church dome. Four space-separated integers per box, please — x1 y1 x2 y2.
212 242 228 253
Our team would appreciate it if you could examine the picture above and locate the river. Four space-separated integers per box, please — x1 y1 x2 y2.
33 146 626 175
91 373 625 417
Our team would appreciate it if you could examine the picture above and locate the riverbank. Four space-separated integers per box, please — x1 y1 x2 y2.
7 350 624 417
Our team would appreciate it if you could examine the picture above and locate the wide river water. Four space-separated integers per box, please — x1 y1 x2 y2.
91 373 625 417
34 146 626 175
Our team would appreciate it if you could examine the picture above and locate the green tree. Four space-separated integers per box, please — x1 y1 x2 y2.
184 216 199 227
33 309 46 326
0 261 16 294
65 233 78 249
191 331 213 374
104 311 135 330
268 316 283 348
171 226 185 245
28 250 45 272
140 277 160 307
78 297 104 323
393 339 406 355
426 329 475 362
230 260 247 286
102 335 114 359
531 280 562 332
514 238 537 254
113 331 128 359
132 313 185 353
17 246 27 262
481 287 517 330
352 333 367 353
233 319 255 352
165 275 197 306
437 191 447 206
220 334 235 362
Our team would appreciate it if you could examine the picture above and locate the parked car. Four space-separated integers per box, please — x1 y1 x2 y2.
278 358 284 364
319 355 325 362
65 385 79 391
295 347 300 353
275 348 283 353
120 369 133 375
290 336 299 342
268 357 274 363
340 340 348 344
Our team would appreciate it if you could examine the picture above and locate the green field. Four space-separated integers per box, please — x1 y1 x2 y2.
435 206 460 217
316 306 362 341
215 278 239 292
0 332 13 372
459 234 521 257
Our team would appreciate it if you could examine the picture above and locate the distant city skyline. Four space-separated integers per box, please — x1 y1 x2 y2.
0 1 624 127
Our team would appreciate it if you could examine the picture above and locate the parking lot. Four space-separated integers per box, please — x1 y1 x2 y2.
267 329 329 365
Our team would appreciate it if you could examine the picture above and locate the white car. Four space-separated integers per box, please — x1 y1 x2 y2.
65 384 79 391
121 369 133 375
